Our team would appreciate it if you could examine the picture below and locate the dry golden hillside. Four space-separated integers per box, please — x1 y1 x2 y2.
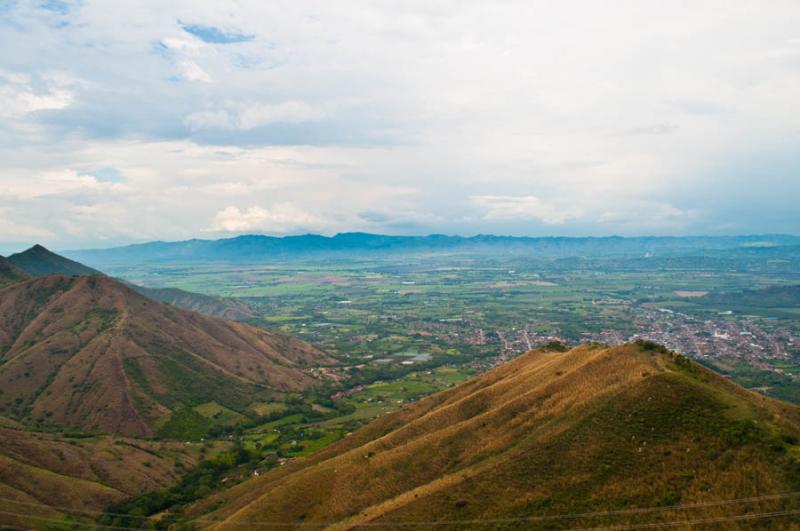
0 275 333 437
187 342 800 530
0 421 209 529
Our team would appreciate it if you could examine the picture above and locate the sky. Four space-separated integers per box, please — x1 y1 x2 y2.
1 0 799 250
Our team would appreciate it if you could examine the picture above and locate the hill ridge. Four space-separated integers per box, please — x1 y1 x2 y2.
186 342 800 530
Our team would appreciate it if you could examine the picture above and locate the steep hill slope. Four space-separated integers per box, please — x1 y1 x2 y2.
188 343 800 530
0 275 333 437
0 423 203 529
129 284 256 321
9 244 103 276
0 256 28 287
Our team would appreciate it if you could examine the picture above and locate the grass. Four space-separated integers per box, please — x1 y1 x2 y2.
156 408 212 441
248 402 288 416
184 345 800 529
194 402 248 427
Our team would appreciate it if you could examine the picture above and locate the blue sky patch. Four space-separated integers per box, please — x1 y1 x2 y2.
181 22 254 44
89 166 124 183
40 0 69 14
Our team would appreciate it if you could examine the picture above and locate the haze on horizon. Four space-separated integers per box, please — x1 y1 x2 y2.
1 1 799 250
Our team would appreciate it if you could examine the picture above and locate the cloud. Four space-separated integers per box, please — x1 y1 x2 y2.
0 209 55 241
185 101 325 131
1 1 800 246
598 202 700 230
0 169 127 200
0 71 74 116
472 195 581 225
208 204 323 234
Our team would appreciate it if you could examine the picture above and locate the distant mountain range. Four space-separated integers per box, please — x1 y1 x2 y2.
65 233 800 265
188 342 800 529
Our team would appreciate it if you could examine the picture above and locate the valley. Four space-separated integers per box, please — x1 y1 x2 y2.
0 239 798 528
95 247 800 406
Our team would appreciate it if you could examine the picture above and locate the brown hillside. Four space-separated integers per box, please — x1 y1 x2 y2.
188 343 800 530
0 275 333 437
0 256 28 288
0 422 207 528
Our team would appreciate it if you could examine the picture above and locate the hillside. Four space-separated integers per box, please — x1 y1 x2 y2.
129 284 256 321
0 423 204 528
0 275 333 438
0 256 28 287
9 244 103 276
187 342 800 529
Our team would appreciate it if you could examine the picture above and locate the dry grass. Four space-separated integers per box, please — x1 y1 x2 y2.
0 424 205 528
187 344 800 530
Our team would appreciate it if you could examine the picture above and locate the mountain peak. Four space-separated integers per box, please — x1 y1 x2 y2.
8 244 103 277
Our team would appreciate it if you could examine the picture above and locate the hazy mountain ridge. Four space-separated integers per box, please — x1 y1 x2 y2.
65 233 800 265
187 342 800 529
0 274 333 438
4 244 256 321
9 244 103 276
127 284 257 321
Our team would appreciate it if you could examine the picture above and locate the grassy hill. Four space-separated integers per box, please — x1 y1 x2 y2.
0 422 209 528
0 256 28 288
186 342 800 529
9 244 103 276
0 275 333 438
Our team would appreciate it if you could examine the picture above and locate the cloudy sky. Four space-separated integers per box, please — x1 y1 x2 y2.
1 1 799 250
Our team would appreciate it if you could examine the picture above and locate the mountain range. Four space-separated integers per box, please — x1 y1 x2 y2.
65 233 800 265
187 342 800 529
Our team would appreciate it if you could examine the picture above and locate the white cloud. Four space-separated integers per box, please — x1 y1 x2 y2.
1 1 800 245
209 204 323 233
0 72 75 116
185 101 324 131
178 60 213 83
0 169 127 200
0 209 54 241
598 202 700 230
472 195 581 225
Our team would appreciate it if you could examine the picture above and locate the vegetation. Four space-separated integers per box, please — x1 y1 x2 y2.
182 345 800 530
